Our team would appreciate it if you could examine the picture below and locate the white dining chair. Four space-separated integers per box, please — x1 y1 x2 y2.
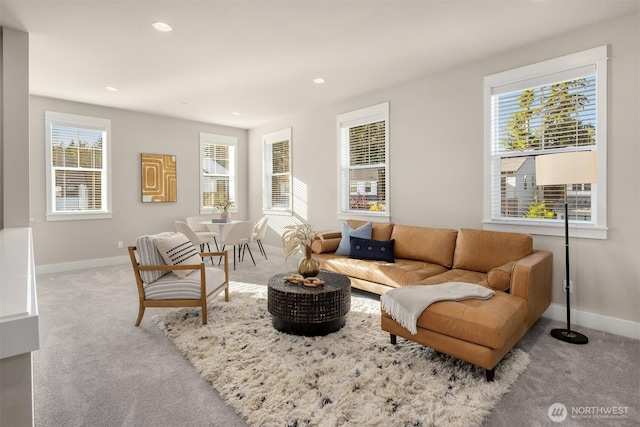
218 220 256 270
252 216 269 259
175 221 217 264
186 216 219 251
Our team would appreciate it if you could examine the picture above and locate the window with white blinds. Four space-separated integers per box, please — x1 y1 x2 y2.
484 46 608 239
338 102 389 219
45 111 112 221
199 133 237 213
263 128 292 213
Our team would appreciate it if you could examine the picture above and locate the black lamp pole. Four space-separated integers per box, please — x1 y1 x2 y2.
550 188 588 344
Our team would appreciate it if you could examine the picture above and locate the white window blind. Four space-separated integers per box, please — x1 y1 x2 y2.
45 111 112 221
199 133 237 213
484 46 607 239
338 102 389 218
263 128 292 213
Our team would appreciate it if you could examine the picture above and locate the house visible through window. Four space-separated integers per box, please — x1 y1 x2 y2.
484 46 607 239
199 133 237 213
45 111 112 221
263 128 292 213
337 102 389 218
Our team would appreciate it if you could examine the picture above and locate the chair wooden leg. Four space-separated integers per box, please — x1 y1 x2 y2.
202 302 208 325
135 303 145 326
224 286 230 302
218 245 226 266
390 333 397 345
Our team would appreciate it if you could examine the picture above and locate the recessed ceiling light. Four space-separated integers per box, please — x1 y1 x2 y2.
105 86 119 92
313 78 325 84
232 112 241 116
152 21 173 32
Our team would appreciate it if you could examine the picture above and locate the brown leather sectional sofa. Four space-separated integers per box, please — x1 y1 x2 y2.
311 220 553 381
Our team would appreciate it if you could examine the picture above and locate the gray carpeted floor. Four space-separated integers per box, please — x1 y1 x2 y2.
34 247 639 426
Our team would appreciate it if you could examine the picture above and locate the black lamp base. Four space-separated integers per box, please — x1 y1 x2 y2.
551 328 589 344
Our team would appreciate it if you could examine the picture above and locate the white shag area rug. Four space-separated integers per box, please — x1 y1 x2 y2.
154 282 530 427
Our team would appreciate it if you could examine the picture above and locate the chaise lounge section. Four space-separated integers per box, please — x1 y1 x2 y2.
311 221 553 380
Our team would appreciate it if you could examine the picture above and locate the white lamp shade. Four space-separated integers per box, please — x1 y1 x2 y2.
535 151 597 186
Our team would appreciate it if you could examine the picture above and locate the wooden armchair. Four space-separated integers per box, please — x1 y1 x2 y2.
128 231 230 326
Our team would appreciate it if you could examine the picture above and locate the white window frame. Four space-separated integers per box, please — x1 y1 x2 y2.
483 46 608 239
337 102 390 222
199 133 237 215
262 128 292 215
45 111 112 221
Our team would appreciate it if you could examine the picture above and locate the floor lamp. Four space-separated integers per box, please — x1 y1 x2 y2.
535 151 597 345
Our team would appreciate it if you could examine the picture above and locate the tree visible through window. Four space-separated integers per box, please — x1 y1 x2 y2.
485 45 607 239
495 77 596 221
45 111 111 220
51 126 104 210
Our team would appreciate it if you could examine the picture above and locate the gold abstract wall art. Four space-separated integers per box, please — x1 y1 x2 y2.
141 153 177 202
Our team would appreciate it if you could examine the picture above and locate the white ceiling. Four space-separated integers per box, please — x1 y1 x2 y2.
1 1 638 129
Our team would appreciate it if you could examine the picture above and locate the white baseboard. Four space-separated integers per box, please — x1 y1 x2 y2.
35 254 640 341
542 303 640 340
36 255 129 275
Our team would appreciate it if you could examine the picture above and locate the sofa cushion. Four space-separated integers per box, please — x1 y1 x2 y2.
349 237 395 263
411 291 527 349
347 220 394 241
317 255 448 287
414 269 487 286
391 225 458 268
453 229 533 273
153 232 203 279
335 221 372 256
144 266 226 300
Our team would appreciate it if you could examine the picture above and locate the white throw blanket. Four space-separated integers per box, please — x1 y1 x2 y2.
380 282 495 335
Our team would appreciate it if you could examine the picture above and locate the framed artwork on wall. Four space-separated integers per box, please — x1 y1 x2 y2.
141 153 177 202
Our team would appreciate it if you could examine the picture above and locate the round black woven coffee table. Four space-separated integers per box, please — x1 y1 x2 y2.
267 271 351 336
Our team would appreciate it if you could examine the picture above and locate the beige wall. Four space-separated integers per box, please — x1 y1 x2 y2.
1 27 30 228
29 96 248 266
1 26 35 427
248 14 640 325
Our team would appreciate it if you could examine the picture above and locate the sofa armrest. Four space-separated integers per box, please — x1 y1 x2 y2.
311 232 342 254
510 250 553 328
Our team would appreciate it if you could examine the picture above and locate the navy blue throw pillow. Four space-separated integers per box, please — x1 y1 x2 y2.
349 236 395 263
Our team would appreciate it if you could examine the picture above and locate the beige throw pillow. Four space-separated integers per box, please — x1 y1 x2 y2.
153 232 202 279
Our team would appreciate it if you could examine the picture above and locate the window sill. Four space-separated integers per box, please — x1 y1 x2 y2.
337 212 391 223
262 209 292 216
46 212 112 221
200 208 239 216
482 220 607 240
